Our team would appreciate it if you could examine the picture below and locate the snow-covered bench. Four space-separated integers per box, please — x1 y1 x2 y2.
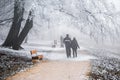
30 50 43 60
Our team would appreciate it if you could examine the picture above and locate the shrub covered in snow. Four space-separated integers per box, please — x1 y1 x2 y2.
89 49 120 80
0 53 32 80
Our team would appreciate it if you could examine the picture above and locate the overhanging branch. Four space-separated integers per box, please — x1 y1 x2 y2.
0 18 13 23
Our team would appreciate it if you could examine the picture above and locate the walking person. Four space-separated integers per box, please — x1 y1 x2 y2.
63 34 71 58
71 37 79 58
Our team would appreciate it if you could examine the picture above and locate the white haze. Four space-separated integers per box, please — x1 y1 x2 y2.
0 0 120 49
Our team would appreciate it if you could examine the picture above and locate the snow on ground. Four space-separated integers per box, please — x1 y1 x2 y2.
0 47 31 59
43 52 96 61
22 42 96 61
22 42 87 51
0 42 96 61
87 47 120 80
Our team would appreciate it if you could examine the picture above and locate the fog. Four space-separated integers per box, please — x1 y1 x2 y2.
0 0 120 49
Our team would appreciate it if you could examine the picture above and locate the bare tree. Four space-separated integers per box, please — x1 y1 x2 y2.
2 0 24 47
2 0 34 50
13 10 34 50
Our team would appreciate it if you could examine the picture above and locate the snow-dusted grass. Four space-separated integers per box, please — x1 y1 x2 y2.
89 49 120 80
90 58 120 80
0 52 32 80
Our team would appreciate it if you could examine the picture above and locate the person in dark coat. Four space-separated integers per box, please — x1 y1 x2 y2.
71 37 79 58
63 34 71 58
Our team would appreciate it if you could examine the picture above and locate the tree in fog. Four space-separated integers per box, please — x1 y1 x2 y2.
13 10 33 50
2 0 34 50
2 0 24 47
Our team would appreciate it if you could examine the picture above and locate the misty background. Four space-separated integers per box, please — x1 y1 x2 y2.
0 0 120 50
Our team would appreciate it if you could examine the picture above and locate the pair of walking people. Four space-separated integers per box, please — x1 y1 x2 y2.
63 34 79 58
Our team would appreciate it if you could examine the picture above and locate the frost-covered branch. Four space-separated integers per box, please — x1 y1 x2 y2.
0 18 13 24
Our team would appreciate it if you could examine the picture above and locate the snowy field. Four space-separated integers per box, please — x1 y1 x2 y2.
1 0 120 79
43 52 96 61
0 41 120 80
0 41 96 62
22 42 96 61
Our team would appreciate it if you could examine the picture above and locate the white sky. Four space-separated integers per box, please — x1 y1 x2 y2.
107 0 120 11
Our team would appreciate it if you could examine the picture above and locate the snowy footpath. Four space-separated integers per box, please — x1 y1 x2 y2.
3 42 95 80
4 43 96 80
6 60 91 80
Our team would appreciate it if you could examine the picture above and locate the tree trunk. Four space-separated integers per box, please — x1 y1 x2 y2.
2 0 34 50
13 11 33 50
24 36 28 43
2 0 24 47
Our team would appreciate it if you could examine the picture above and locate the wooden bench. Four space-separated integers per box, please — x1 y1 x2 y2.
30 50 43 60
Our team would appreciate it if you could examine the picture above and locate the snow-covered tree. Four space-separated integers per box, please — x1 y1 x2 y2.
1 0 34 50
0 0 120 48
2 0 25 48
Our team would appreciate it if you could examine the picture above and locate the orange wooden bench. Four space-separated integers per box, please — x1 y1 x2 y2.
30 50 43 60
